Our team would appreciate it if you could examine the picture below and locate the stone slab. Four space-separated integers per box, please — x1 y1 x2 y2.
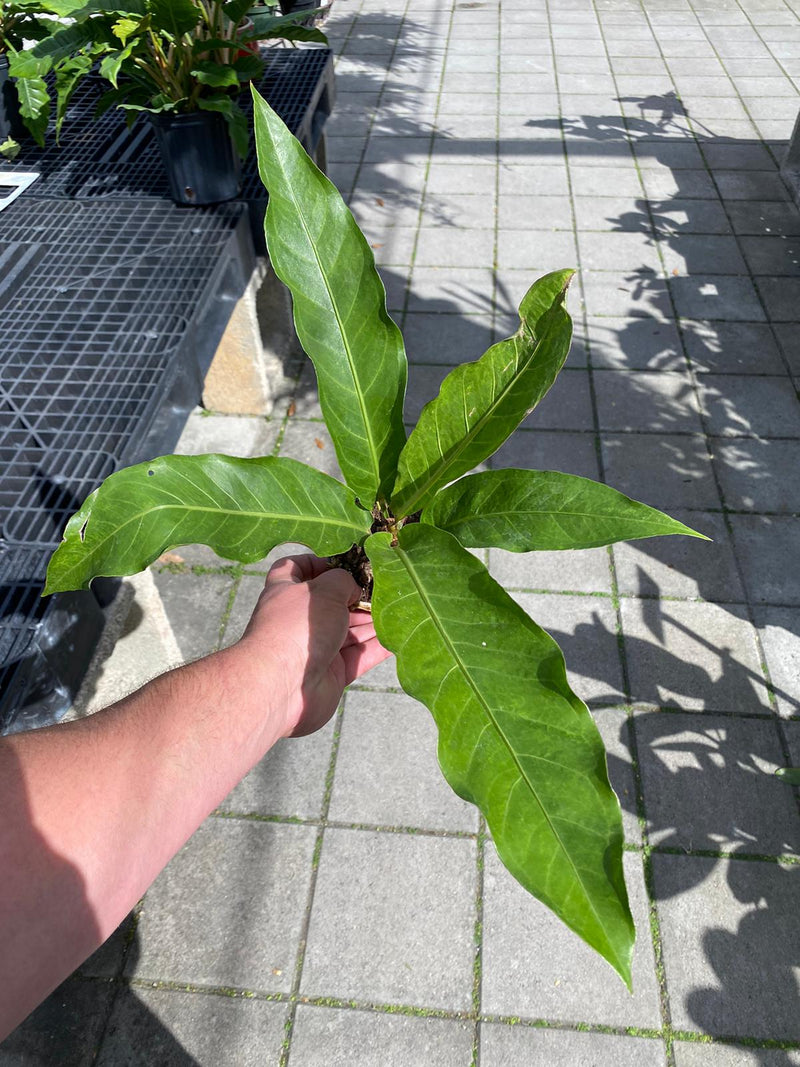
0 979 114 1067
635 710 800 855
488 545 613 594
151 571 234 664
328 690 478 832
174 411 279 458
96 986 288 1067
128 820 316 991
219 719 335 820
713 438 800 513
673 1043 800 1066
730 515 800 606
755 607 800 718
652 854 800 1040
601 433 722 510
289 1004 474 1066
301 829 477 1011
509 591 626 706
593 369 703 434
612 510 745 604
481 850 661 1027
621 599 770 713
480 1025 667 1066
699 375 800 439
593 707 642 844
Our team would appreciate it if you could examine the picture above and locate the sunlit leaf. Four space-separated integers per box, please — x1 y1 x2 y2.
423 468 709 550
367 523 635 986
44 454 371 593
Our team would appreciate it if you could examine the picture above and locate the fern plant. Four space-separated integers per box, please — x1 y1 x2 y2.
44 86 708 986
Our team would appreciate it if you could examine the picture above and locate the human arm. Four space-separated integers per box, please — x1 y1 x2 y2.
0 554 388 1039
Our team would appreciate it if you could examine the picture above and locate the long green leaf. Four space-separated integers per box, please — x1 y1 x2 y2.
12 71 49 144
44 454 371 594
423 469 709 551
390 270 574 518
251 86 407 506
147 0 200 37
28 21 96 65
55 53 93 134
366 523 634 986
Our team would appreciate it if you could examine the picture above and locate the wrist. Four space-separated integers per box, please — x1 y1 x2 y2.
225 634 301 743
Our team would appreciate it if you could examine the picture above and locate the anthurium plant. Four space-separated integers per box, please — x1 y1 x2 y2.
8 0 325 152
44 87 708 986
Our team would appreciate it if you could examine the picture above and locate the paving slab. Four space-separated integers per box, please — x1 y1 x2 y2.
635 710 800 855
151 571 234 663
489 544 612 594
585 316 686 370
673 1043 800 1066
601 432 722 510
219 719 336 820
481 850 661 1028
95 987 288 1067
621 599 770 713
300 829 476 1011
754 607 800 718
479 1025 667 1066
593 369 704 434
652 854 800 1040
729 515 800 606
699 374 800 438
0 979 114 1067
681 321 787 375
508 591 626 706
128 820 317 991
289 1004 474 1066
612 510 745 603
712 438 800 512
328 689 478 832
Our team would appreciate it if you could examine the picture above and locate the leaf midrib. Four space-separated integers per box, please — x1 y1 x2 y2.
75 501 366 562
394 540 610 943
272 149 382 500
440 507 680 529
396 322 561 515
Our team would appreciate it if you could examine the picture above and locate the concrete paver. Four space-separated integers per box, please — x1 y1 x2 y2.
6 0 800 1062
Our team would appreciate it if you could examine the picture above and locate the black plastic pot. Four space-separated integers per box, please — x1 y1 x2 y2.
149 109 241 206
0 53 26 142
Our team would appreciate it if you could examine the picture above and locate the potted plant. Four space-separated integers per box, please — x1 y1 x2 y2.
0 0 50 154
9 0 326 203
44 90 710 985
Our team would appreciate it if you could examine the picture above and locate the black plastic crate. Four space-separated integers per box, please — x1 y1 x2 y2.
0 199 255 730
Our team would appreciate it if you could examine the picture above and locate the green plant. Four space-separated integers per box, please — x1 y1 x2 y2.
0 0 52 146
8 0 325 151
776 768 800 785
44 88 709 987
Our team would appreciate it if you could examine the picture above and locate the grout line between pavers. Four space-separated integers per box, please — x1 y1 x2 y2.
470 817 486 1067
280 689 348 1066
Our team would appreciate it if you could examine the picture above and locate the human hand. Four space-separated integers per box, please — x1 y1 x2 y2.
239 554 390 738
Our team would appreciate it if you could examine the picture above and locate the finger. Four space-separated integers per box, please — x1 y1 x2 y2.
342 636 392 685
342 619 381 647
266 553 329 586
312 566 362 605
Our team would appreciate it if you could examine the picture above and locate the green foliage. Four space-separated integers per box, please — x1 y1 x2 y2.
9 0 325 151
775 768 800 785
45 90 711 986
422 469 709 552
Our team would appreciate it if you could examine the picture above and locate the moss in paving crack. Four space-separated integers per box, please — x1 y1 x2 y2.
216 573 242 648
